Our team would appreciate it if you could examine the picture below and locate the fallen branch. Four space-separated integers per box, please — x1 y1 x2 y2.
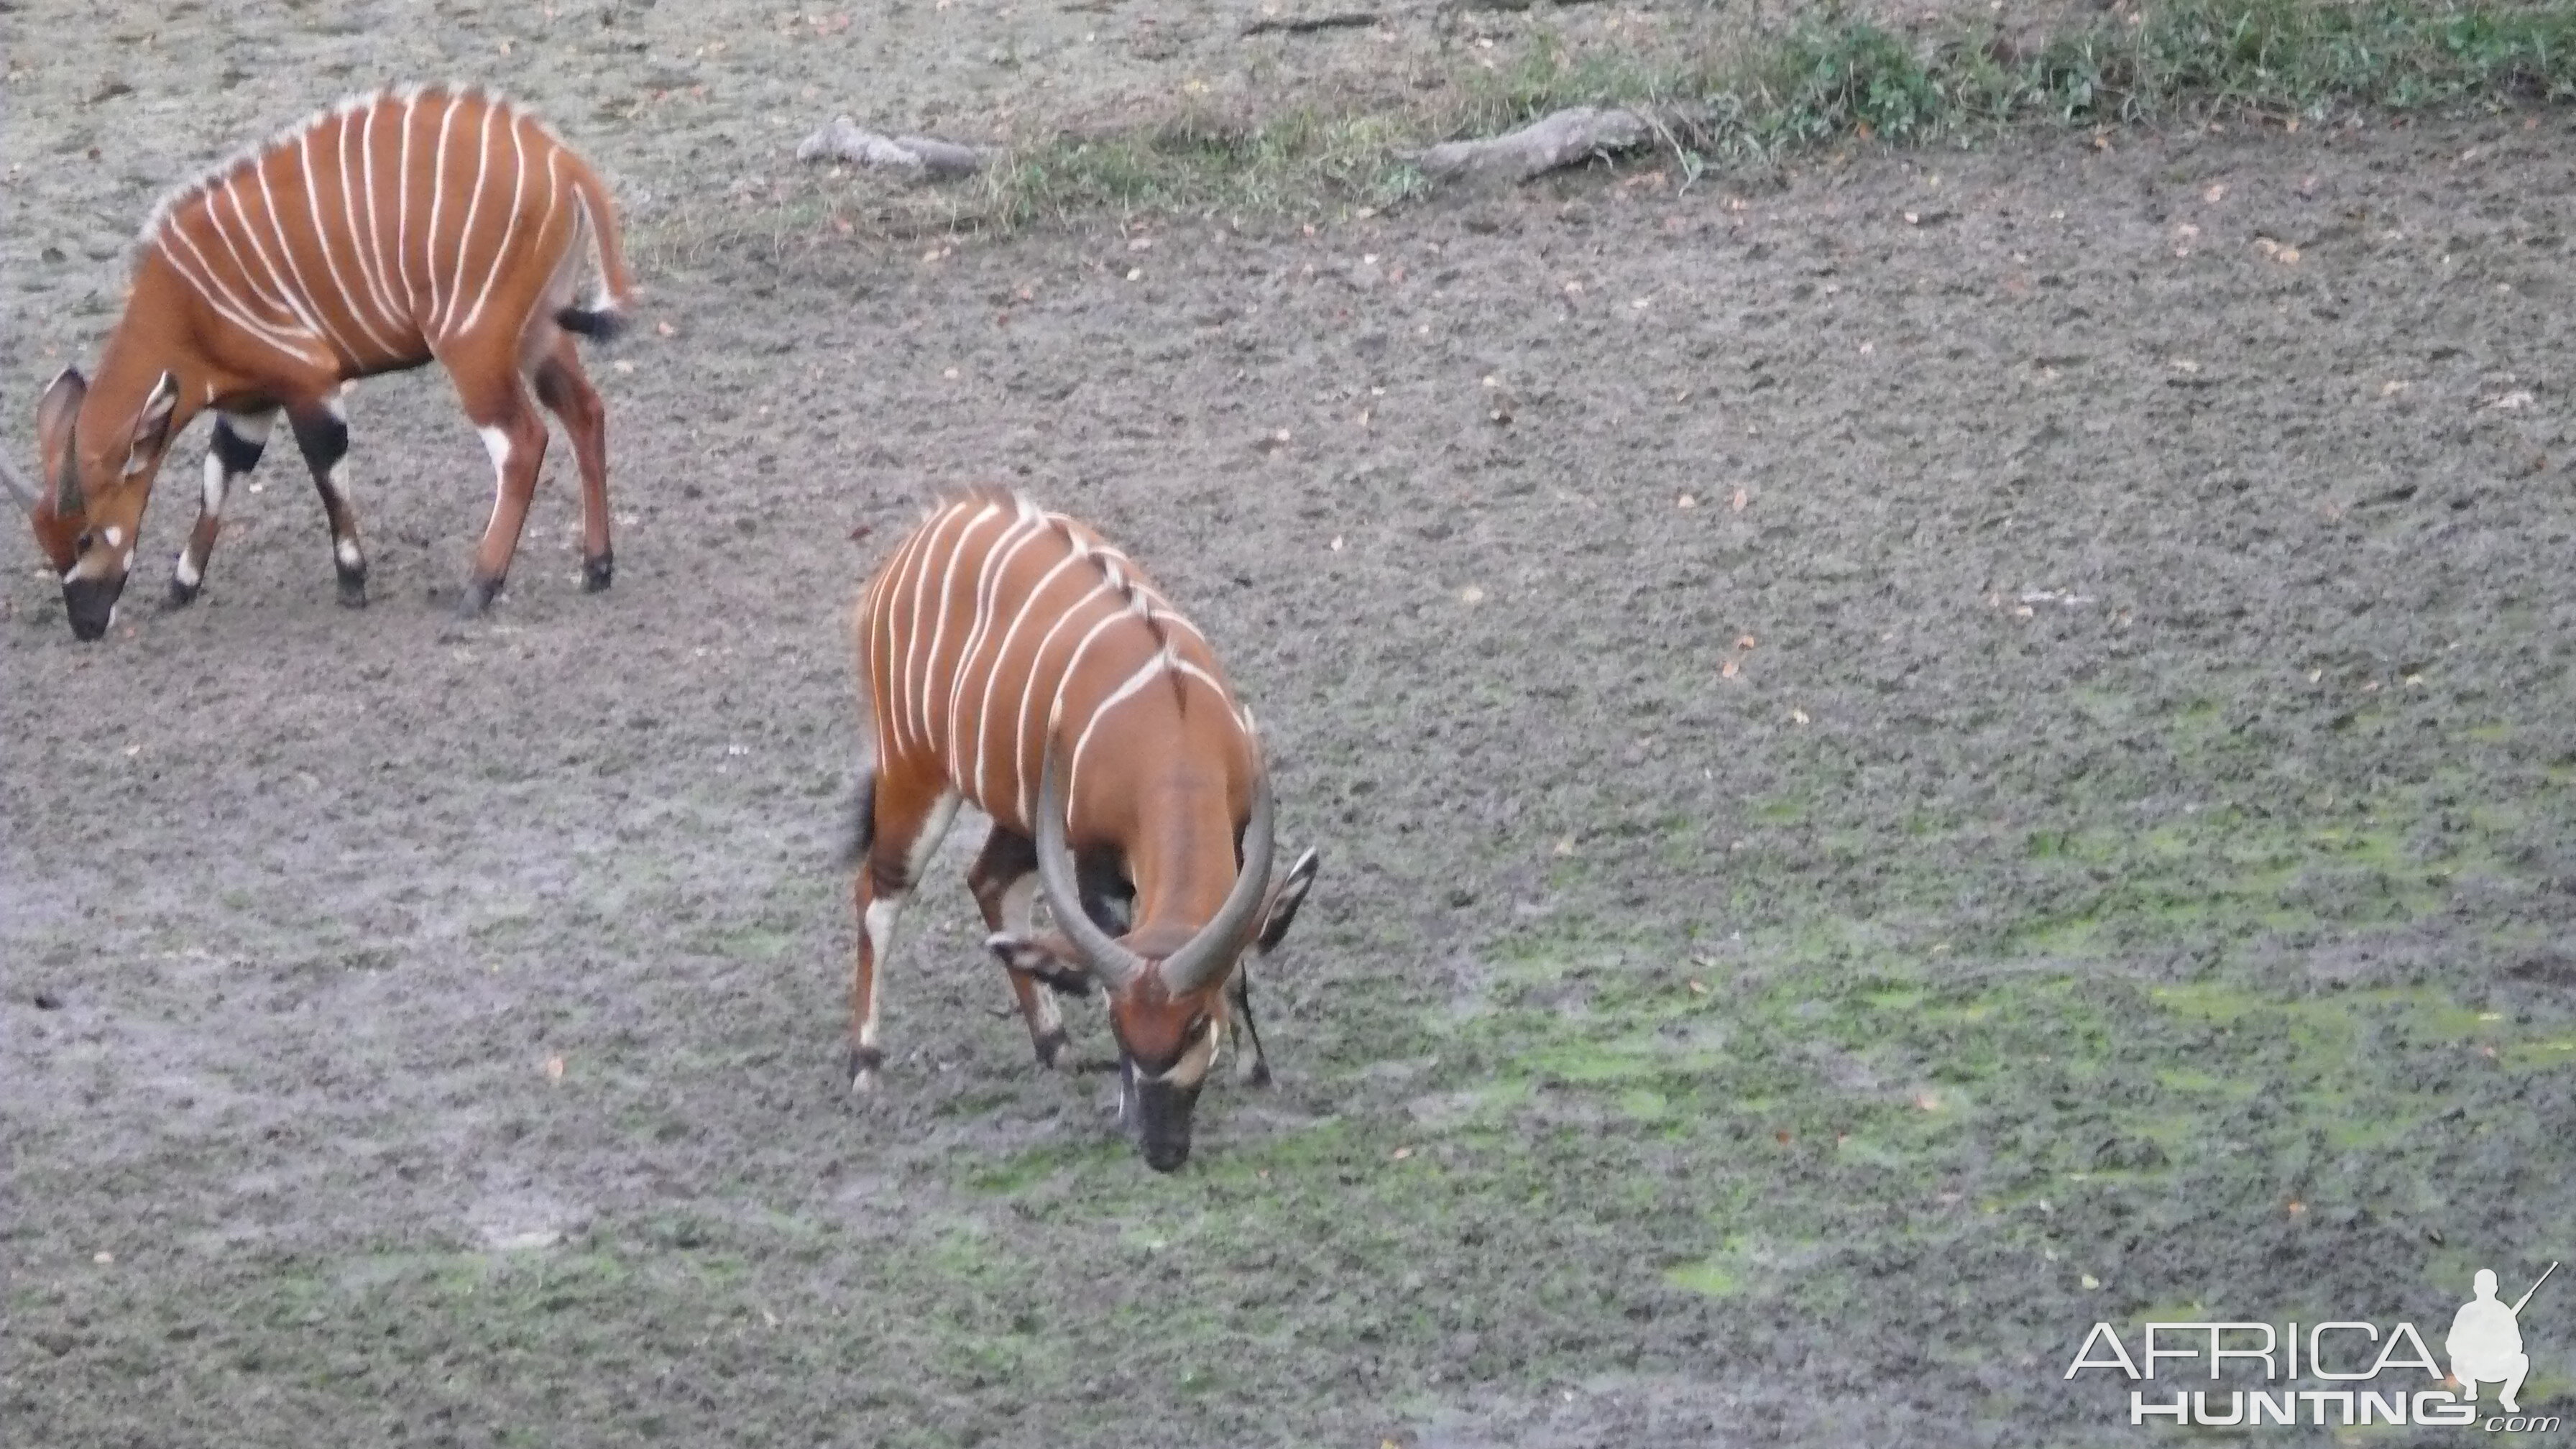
1242 10 1380 34
794 117 985 180
1414 106 1653 188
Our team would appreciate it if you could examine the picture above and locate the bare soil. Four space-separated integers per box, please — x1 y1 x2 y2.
6 3 2576 1446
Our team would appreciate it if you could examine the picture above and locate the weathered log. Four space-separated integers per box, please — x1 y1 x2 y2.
794 117 985 180
1415 106 1653 188
1242 10 1380 34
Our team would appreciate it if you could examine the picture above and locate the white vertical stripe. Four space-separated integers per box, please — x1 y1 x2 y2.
257 150 363 364
1008 579 1116 829
1069 649 1174 805
153 231 330 368
206 175 303 325
915 502 1006 753
436 101 501 339
302 124 399 359
340 104 409 348
900 502 981 755
946 502 1050 799
970 535 1087 814
1050 599 1154 808
395 91 423 313
454 109 529 337
870 510 942 756
421 92 464 325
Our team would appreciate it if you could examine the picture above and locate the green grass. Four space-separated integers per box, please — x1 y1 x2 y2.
687 0 2576 245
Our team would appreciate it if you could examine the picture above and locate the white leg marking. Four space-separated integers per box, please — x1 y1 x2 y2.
174 553 203 589
859 896 905 1051
998 873 1039 936
907 793 962 886
478 424 513 472
336 537 364 571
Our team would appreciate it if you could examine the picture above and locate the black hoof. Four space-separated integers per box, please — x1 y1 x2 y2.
459 573 505 619
1244 1059 1274 1089
165 576 201 610
1034 1029 1071 1071
582 551 614 593
336 569 369 609
847 1044 885 1092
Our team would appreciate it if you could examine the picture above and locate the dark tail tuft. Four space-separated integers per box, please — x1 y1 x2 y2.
837 770 878 871
555 304 626 341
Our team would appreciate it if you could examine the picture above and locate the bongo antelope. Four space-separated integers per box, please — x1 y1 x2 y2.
3 86 634 640
846 489 1320 1172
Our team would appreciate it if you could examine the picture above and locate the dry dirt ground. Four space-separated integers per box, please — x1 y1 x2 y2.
6 4 2576 1448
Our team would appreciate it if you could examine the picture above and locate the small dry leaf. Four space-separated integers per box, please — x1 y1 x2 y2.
1016 285 1035 302
612 359 636 374
1328 535 1344 552
543 1055 566 1082
1736 634 1757 650
942 367 960 381
2082 1273 2102 1289
124 744 142 757
2287 1200 2306 1215
2202 182 2227 203
1790 708 1811 725
1125 267 1143 282
1458 585 1484 604
94 1251 114 1265
2380 379 2409 397
849 525 875 542
1687 980 1709 995
1720 658 1740 679
1775 1130 1793 1145
1903 211 1920 225
1730 487 1749 512
1552 835 1577 857
1391 1146 1413 1161
655 321 676 337
2170 357 2200 374
1675 493 1697 509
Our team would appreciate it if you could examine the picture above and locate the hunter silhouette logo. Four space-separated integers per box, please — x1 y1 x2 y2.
2452 1264 2555 1415
2065 1261 2562 1430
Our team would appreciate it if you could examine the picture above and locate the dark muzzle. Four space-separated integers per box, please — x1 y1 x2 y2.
1121 1060 1202 1174
62 575 119 641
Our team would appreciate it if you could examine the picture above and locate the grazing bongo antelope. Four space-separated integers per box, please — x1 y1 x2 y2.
847 489 1320 1172
1 86 633 640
